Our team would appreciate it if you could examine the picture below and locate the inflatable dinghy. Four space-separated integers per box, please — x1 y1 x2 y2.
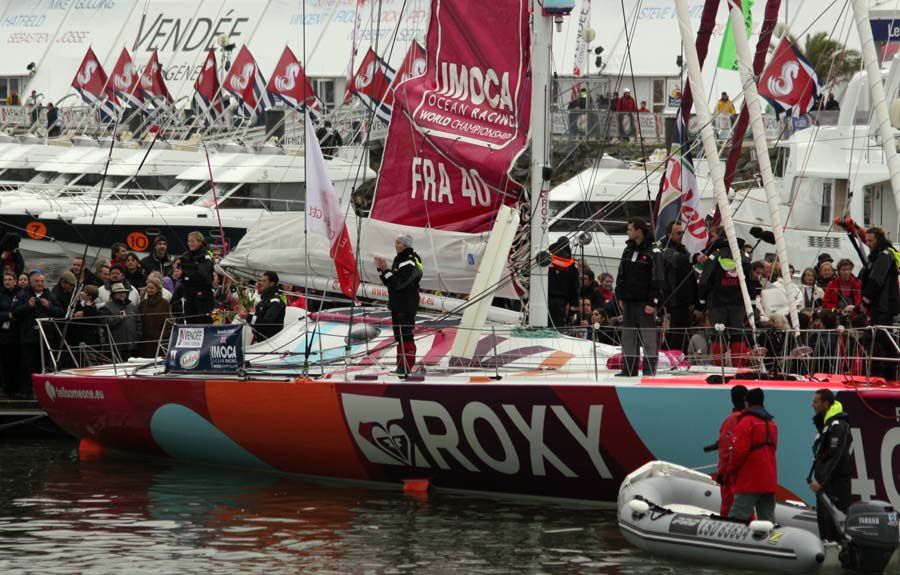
618 461 825 573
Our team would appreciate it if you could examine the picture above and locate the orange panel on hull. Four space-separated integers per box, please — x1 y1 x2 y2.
205 378 370 479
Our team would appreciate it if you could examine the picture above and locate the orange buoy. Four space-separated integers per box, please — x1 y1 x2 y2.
403 478 431 494
78 437 105 460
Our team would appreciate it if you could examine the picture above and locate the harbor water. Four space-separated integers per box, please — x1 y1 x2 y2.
0 438 770 575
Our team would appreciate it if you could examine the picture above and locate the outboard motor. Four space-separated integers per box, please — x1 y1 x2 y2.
840 501 899 573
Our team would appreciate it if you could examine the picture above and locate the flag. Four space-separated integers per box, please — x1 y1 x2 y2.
304 111 360 300
222 45 272 116
757 39 821 118
139 50 172 103
194 49 222 125
347 47 395 123
717 0 754 71
266 46 322 120
110 48 142 108
388 41 426 96
71 47 117 120
571 0 592 99
654 115 708 254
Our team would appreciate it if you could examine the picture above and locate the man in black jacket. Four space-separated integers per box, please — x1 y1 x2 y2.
239 271 286 342
376 233 423 375
615 218 665 376
12 271 64 398
808 388 852 542
661 221 703 352
858 227 899 380
141 235 174 278
548 237 580 329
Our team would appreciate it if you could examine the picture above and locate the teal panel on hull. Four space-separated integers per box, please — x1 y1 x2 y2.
617 386 818 504
150 403 273 469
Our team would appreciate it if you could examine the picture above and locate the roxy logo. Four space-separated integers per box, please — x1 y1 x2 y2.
341 394 611 478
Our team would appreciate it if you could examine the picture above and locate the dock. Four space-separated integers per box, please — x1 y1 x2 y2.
0 399 62 437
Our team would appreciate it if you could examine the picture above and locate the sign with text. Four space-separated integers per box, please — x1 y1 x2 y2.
165 324 244 374
369 0 531 233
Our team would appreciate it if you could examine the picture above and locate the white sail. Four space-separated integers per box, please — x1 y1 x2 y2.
221 211 519 299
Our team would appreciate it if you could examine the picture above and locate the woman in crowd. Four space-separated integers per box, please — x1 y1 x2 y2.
822 258 861 317
797 267 824 313
816 260 835 290
16 273 28 291
124 252 147 289
178 232 214 324
0 271 19 396
137 277 171 358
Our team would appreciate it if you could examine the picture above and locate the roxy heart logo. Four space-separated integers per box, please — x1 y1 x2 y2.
370 422 412 466
44 380 56 401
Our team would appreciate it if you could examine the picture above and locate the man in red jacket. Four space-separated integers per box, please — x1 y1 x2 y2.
716 385 748 516
727 387 778 522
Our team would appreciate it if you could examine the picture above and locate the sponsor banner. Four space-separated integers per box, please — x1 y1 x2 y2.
165 324 244 374
369 0 531 233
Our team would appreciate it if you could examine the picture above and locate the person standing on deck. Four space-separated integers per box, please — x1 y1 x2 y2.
375 233 423 375
808 388 852 542
179 232 215 324
140 236 174 278
857 227 900 380
237 271 286 343
615 217 665 376
661 221 703 352
547 237 579 329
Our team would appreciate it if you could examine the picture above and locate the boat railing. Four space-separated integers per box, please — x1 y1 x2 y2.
31 316 900 383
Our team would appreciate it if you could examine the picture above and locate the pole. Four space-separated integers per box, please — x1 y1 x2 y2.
851 0 900 224
727 0 799 335
528 2 552 327
674 0 757 332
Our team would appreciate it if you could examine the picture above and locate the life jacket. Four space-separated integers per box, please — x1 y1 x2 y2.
750 417 776 452
888 246 900 270
550 255 575 270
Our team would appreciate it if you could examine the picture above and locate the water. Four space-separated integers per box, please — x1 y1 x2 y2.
0 439 739 575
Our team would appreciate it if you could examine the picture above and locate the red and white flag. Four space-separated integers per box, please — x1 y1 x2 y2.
757 39 821 118
194 49 222 124
304 111 360 300
388 41 426 99
139 50 173 103
222 45 272 116
266 46 321 117
110 48 142 108
571 0 592 99
71 47 117 118
347 47 395 122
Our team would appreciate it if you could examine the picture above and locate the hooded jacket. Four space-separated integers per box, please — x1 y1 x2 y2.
810 401 852 489
380 247 423 314
661 238 698 308
249 287 286 342
549 254 580 308
859 241 900 316
726 406 778 494
698 238 751 308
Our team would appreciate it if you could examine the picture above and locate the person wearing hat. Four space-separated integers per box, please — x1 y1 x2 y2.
615 217 665 376
712 385 748 516
137 277 171 358
726 387 779 522
178 231 215 324
141 235 174 278
698 225 753 367
548 237 580 329
375 233 423 375
615 87 637 112
100 282 141 360
716 92 736 116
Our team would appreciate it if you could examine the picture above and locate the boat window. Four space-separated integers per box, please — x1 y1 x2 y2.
27 172 52 185
864 187 874 226
820 181 832 225
133 175 178 194
773 147 789 178
158 180 206 206
217 182 305 212
549 200 653 234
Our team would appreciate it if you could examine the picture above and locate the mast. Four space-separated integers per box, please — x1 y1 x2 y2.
528 2 553 327
674 0 757 331
726 0 800 334
851 0 900 226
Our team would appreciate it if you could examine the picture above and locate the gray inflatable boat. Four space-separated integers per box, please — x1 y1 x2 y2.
618 461 826 573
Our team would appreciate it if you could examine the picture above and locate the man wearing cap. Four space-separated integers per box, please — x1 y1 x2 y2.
141 235 174 278
375 233 423 375
616 88 637 112
548 237 579 329
615 217 665 376
100 282 141 361
97 264 139 307
727 388 779 522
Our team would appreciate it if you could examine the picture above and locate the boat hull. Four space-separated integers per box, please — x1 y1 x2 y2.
34 373 900 506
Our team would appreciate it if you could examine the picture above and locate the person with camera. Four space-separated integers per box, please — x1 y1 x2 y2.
178 232 215 324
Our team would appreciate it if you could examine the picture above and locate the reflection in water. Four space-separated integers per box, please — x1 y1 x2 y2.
0 439 756 574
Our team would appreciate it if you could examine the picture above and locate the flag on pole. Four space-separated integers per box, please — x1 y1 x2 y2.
139 50 173 103
110 48 142 108
266 46 322 120
717 0 754 71
194 49 222 125
757 39 821 118
304 111 360 300
654 115 708 254
388 41 427 96
222 45 272 117
347 47 396 123
571 0 592 99
71 47 117 120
